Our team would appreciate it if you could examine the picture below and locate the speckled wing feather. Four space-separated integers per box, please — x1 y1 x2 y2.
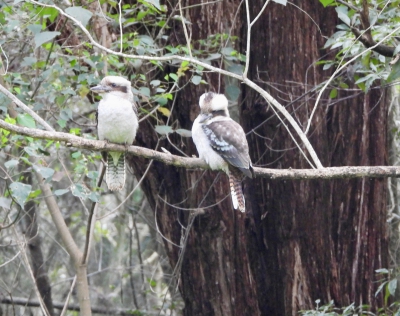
202 120 253 178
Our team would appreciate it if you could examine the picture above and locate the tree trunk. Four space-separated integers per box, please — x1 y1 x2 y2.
23 174 55 316
129 1 389 315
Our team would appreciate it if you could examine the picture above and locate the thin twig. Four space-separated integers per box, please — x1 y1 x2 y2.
178 0 192 58
60 276 77 316
81 163 106 265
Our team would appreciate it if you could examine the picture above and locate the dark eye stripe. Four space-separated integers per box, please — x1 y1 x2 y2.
109 85 128 93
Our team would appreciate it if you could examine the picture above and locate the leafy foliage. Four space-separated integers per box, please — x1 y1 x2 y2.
319 0 400 92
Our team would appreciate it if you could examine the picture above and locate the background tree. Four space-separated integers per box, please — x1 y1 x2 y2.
1 0 400 315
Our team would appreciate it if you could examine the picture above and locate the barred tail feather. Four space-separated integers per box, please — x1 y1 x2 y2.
228 173 245 212
106 152 126 191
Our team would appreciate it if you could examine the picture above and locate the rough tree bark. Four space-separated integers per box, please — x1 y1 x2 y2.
241 2 388 313
128 1 388 315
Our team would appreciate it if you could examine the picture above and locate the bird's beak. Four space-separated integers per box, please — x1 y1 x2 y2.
198 113 212 123
90 84 111 93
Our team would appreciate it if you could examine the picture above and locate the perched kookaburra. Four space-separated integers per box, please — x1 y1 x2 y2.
192 92 253 212
91 76 138 191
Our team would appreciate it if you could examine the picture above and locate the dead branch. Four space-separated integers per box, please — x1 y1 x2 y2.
2 118 400 180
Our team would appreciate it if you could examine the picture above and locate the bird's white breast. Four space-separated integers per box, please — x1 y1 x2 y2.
192 116 228 173
97 94 138 144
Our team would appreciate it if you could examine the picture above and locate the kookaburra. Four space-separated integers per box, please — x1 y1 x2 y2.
91 76 138 191
192 92 253 212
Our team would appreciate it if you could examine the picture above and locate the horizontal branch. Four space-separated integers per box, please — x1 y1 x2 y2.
0 118 207 169
1 119 400 179
0 296 156 315
256 166 400 180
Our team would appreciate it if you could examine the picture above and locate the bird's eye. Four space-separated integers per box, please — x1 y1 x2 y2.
111 83 117 87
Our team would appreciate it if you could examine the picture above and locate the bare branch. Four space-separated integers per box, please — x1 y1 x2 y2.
256 165 400 180
0 296 156 315
0 118 207 169
2 118 400 179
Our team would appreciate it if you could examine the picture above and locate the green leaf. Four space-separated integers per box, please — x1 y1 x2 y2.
226 85 240 101
169 73 178 82
175 129 192 137
272 0 287 5
0 197 12 210
29 189 42 199
27 24 42 35
155 125 173 135
155 96 168 106
24 146 40 157
221 47 235 56
144 0 161 10
5 160 19 169
88 191 100 202
33 165 54 180
87 171 99 179
9 182 32 208
387 62 400 83
71 183 88 199
150 80 161 87
227 64 244 75
65 7 93 27
375 281 387 297
54 189 69 196
139 87 151 97
57 119 67 128
394 44 400 56
34 31 60 48
335 6 350 26
319 0 334 7
388 279 397 296
72 151 81 159
157 107 171 117
21 57 37 67
17 113 36 128
191 76 202 85
329 88 338 99
60 108 73 120
41 7 59 23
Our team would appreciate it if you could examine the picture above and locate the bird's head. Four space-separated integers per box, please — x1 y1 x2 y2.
199 92 230 117
91 76 133 101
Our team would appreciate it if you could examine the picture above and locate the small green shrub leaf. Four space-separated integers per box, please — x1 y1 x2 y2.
155 125 173 135
10 182 32 208
34 31 60 48
65 7 93 27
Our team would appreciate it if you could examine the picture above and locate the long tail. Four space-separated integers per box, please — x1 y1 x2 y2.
106 152 126 191
228 171 245 212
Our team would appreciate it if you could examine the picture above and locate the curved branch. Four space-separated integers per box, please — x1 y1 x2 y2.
1 119 399 180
